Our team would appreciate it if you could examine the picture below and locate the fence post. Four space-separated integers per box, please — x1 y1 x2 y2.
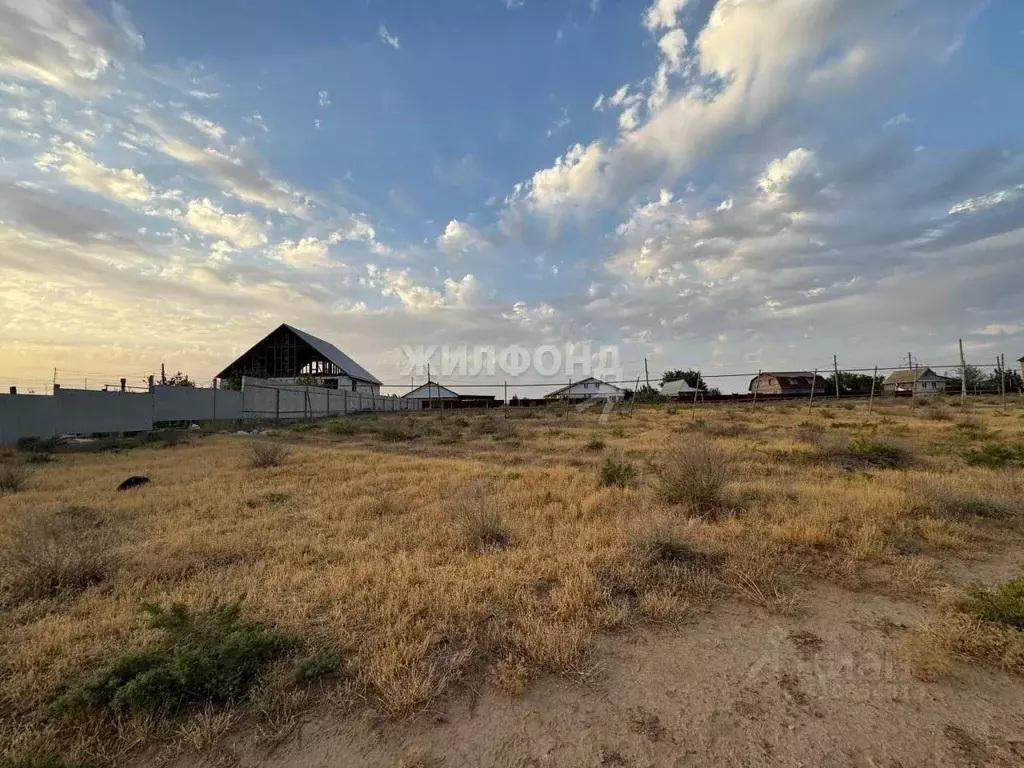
628 375 640 419
691 382 700 421
750 369 762 412
911 363 919 413
959 339 967 411
868 366 877 414
565 378 571 420
504 380 508 421
212 381 217 420
275 388 280 423
807 368 818 414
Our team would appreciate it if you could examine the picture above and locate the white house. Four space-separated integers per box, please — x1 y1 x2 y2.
544 376 626 403
402 382 460 402
660 379 696 397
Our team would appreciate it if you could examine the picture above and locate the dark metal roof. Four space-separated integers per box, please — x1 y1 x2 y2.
283 324 381 384
216 323 381 384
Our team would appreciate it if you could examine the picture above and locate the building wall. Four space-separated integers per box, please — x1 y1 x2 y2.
551 381 624 401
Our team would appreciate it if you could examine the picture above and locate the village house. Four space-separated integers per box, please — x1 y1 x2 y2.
882 367 956 396
544 376 626 403
747 372 828 396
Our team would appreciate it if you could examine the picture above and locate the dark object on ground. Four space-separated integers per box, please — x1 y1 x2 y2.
117 476 151 491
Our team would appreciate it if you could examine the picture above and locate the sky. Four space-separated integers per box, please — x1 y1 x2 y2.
0 0 1022 395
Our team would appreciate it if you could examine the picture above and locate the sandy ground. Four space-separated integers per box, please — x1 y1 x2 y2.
156 579 1024 768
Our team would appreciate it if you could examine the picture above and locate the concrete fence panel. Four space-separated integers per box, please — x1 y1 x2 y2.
54 389 153 436
0 394 58 445
153 386 242 422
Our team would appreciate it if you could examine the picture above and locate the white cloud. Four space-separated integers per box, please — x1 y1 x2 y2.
437 219 490 254
0 0 141 95
948 185 1024 216
643 0 691 32
270 237 330 268
189 89 219 100
883 113 911 128
317 90 331 107
756 148 818 204
182 198 268 248
379 24 400 49
313 118 321 130
180 112 226 142
505 0 941 226
546 107 571 138
35 141 152 203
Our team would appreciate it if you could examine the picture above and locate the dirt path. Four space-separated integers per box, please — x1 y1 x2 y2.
162 580 1024 768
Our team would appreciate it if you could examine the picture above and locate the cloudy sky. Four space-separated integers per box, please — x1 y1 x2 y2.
0 0 1021 393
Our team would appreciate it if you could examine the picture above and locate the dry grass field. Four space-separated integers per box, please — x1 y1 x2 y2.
2 396 1024 766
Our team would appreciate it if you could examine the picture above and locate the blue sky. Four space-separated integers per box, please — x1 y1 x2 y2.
1 0 1022 394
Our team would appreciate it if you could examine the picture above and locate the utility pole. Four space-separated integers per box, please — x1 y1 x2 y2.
959 339 967 410
161 363 167 386
907 352 913 370
644 358 651 393
868 366 878 414
833 354 840 400
807 368 818 414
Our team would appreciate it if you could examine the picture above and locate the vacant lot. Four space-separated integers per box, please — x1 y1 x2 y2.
2 398 1024 766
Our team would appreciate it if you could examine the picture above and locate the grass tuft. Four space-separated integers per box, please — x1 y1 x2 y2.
294 648 343 685
962 443 1024 469
959 577 1024 629
52 602 294 718
584 438 605 452
0 460 32 493
600 457 638 488
245 441 291 469
654 437 732 515
0 506 116 601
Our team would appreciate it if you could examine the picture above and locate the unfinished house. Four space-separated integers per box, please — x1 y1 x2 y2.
748 372 828 396
883 367 955 396
216 323 381 395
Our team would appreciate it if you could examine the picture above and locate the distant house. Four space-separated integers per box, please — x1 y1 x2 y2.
402 382 460 402
660 379 696 398
402 381 497 409
748 372 827 396
544 377 626 403
883 368 955 396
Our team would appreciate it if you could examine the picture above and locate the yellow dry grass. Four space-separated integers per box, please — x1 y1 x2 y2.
1 397 1023 763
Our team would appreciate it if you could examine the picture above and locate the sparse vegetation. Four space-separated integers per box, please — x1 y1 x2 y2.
244 440 291 468
0 505 116 601
600 457 638 488
959 578 1024 629
0 459 32 492
962 443 1024 468
294 648 343 684
378 422 420 442
654 437 732 515
2 403 1024 762
52 602 294 718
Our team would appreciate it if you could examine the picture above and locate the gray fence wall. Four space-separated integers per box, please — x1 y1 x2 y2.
240 377 415 420
153 386 243 422
0 379 419 445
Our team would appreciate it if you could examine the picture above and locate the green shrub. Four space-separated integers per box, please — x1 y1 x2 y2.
960 578 1024 629
654 437 732 513
378 423 419 443
846 439 910 469
294 648 342 684
600 457 638 489
963 443 1024 469
818 408 835 419
0 460 32 492
17 436 59 454
53 603 294 717
328 419 360 436
245 441 291 468
584 438 605 452
609 425 626 438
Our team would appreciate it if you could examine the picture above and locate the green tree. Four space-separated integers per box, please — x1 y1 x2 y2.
946 365 987 394
166 371 195 388
821 371 884 395
661 368 720 394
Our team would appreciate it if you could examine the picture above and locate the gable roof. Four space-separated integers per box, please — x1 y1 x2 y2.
402 382 460 399
283 324 381 384
216 323 381 384
883 367 953 385
660 379 696 396
545 376 626 397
